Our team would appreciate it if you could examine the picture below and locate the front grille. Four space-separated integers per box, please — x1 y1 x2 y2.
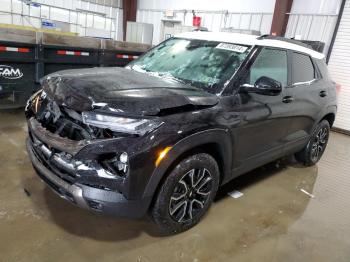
29 134 76 184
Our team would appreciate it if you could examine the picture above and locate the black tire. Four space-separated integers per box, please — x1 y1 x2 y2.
151 153 220 235
295 120 330 166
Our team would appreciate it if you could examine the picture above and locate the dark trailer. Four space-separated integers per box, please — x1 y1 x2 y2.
0 28 150 109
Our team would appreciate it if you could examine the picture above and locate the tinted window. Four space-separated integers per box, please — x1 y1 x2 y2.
292 53 315 83
315 59 330 80
245 48 288 87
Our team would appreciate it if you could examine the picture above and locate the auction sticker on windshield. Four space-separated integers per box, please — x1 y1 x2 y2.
216 43 248 53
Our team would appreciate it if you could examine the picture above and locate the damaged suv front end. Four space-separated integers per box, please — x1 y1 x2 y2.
24 67 221 217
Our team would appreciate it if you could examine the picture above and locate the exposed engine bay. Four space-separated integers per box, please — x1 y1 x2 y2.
31 90 124 141
25 90 133 198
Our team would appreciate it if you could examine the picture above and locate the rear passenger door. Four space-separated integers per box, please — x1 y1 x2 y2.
283 51 327 153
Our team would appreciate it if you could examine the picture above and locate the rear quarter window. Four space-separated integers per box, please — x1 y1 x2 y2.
292 52 315 84
315 59 331 80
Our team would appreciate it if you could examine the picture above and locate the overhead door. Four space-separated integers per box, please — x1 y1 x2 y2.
328 0 350 132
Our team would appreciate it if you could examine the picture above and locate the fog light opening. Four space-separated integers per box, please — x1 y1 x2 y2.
87 200 104 211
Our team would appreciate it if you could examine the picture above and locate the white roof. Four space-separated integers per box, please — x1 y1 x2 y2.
175 32 325 59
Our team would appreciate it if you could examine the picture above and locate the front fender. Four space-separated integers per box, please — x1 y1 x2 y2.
143 128 232 198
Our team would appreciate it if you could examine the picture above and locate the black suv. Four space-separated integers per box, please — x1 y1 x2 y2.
25 32 337 234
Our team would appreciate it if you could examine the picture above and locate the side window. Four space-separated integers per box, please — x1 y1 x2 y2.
245 48 288 87
292 52 315 84
315 59 330 80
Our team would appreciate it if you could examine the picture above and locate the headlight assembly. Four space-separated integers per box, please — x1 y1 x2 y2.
81 111 163 135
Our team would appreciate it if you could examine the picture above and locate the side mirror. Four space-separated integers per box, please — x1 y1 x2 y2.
240 76 282 96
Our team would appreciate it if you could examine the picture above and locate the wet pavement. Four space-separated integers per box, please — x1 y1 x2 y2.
1 109 350 262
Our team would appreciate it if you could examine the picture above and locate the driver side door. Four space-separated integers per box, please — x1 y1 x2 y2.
232 47 291 173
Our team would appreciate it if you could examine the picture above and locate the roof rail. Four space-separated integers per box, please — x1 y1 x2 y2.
257 34 270 40
257 34 311 49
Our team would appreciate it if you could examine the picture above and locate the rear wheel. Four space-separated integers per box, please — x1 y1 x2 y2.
151 153 219 235
295 120 330 166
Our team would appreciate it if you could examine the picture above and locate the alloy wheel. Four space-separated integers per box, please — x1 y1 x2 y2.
311 127 328 162
169 168 213 223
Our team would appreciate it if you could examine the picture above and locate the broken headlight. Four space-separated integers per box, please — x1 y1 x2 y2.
81 111 162 135
100 152 129 176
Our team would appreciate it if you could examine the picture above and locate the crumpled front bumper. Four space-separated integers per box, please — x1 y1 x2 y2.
26 117 152 218
27 138 151 217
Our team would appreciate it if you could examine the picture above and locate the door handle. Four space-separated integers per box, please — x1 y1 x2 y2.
319 90 327 97
282 96 294 103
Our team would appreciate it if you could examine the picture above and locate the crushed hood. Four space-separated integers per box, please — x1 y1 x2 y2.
42 67 219 115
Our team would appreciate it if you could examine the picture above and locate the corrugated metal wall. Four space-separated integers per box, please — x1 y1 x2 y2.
0 0 343 50
137 0 276 13
328 0 350 131
137 9 273 45
285 0 342 54
285 14 338 54
137 0 342 50
0 0 123 40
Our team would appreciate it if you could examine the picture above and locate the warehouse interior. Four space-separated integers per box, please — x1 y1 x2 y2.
1 0 350 261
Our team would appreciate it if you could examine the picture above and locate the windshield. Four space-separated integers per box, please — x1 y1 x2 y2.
127 38 252 94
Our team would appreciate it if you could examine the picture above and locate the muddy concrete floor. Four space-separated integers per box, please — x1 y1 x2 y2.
1 109 350 262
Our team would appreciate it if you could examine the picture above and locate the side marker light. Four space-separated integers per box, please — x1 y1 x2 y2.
155 146 172 167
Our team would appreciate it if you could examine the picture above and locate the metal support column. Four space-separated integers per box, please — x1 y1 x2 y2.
270 0 293 36
122 0 137 41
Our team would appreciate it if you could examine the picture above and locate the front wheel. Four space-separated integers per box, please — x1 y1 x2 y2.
150 153 219 235
295 120 330 166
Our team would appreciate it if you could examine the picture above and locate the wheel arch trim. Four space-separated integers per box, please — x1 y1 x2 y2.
315 105 336 130
143 128 232 198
